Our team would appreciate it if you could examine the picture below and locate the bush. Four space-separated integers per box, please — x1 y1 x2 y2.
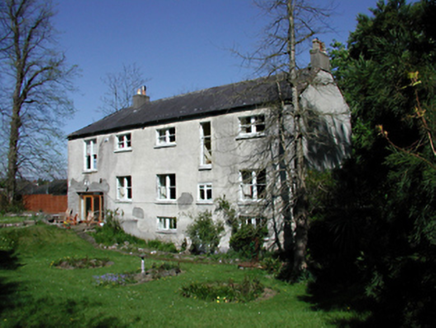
186 210 224 254
215 195 267 259
229 222 268 259
260 255 283 276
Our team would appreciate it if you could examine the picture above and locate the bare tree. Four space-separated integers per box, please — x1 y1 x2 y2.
244 0 337 274
0 0 77 205
99 63 149 115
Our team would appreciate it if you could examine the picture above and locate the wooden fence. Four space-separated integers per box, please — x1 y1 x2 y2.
23 194 68 214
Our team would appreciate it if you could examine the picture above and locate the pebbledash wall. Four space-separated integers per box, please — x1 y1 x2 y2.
67 40 351 250
68 107 272 249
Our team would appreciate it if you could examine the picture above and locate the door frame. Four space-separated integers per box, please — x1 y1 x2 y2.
80 192 104 222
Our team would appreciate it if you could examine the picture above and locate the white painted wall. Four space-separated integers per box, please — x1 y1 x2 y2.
68 70 351 250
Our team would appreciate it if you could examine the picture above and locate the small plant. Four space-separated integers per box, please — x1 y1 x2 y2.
0 235 15 251
149 262 181 279
186 210 224 254
145 239 177 253
260 255 283 276
181 276 264 303
93 273 133 287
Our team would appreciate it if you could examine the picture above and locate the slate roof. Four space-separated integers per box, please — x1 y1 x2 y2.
68 69 318 140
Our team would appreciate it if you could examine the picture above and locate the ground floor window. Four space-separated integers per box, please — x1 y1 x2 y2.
240 216 266 228
157 174 176 200
117 176 132 201
198 183 212 202
157 217 177 231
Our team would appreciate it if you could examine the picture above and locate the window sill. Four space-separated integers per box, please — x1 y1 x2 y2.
155 200 177 204
238 199 266 205
83 169 98 174
196 201 213 205
114 148 132 153
199 164 212 171
156 230 177 234
236 133 266 140
115 199 132 203
154 143 176 149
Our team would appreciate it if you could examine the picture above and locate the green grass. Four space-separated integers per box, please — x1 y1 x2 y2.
0 215 32 224
0 223 362 327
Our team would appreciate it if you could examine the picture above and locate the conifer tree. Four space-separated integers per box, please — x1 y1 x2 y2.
315 1 436 325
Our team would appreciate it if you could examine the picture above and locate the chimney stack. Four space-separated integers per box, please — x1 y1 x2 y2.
310 39 330 72
132 85 150 108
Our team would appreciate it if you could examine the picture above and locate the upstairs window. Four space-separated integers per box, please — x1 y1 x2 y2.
200 122 212 167
156 127 176 146
84 139 97 171
198 183 213 202
117 176 132 201
239 115 265 136
240 169 266 200
157 174 176 200
157 217 177 231
116 133 131 151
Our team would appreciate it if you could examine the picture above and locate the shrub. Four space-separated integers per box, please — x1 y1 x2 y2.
260 255 283 275
186 210 224 254
215 195 267 259
229 222 268 259
181 276 264 303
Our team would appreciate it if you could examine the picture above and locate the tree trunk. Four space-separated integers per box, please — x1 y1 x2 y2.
6 102 22 205
287 0 309 273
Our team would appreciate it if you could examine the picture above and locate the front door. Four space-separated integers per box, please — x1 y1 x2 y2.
81 193 103 222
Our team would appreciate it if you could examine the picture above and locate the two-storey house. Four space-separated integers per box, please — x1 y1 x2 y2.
67 40 351 250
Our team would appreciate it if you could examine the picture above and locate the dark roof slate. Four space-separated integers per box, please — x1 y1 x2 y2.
68 69 317 140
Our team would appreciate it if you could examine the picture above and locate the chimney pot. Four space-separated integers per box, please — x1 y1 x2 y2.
137 85 146 95
133 85 150 108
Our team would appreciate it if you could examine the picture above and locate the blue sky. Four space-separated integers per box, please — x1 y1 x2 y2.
53 0 381 135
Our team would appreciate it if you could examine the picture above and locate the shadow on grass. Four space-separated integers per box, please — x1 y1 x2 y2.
298 281 374 328
5 295 133 327
0 249 22 319
0 250 130 327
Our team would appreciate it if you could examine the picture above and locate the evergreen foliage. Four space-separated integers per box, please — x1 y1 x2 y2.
186 210 224 254
310 1 436 326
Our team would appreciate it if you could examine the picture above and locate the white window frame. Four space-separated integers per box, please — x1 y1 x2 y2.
157 217 177 232
116 133 132 151
156 127 176 146
157 174 176 200
240 216 265 228
239 169 266 201
84 139 97 171
116 176 132 201
200 122 212 168
238 115 266 137
198 183 213 203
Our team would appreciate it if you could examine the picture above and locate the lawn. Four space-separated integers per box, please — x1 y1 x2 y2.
0 221 358 327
